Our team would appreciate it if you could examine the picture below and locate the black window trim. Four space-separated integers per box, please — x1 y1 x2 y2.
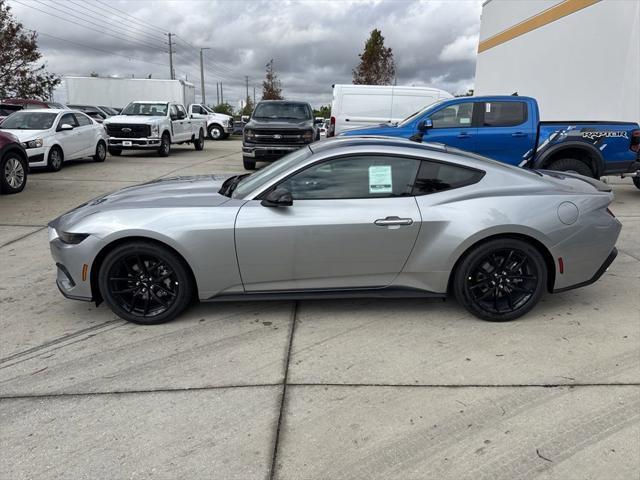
258 152 486 201
57 112 78 130
479 100 528 128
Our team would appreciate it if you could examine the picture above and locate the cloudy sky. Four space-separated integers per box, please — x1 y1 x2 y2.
8 0 483 109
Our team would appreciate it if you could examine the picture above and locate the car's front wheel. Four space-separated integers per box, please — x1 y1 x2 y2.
243 156 256 170
194 129 204 150
633 176 640 190
158 133 171 157
108 147 122 156
98 241 195 325
208 124 223 140
453 238 547 322
94 141 107 162
0 152 27 194
47 146 64 172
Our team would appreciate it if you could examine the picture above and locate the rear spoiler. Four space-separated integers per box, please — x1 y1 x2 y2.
537 169 612 192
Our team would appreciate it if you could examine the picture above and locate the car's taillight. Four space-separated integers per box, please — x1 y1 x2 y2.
630 129 640 153
327 116 335 137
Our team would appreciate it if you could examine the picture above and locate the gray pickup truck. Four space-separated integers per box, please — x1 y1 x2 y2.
241 100 320 170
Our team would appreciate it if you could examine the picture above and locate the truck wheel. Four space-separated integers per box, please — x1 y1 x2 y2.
108 148 122 156
194 129 204 151
0 152 27 194
243 157 256 170
548 158 593 177
158 133 171 157
47 146 64 172
93 141 107 162
633 176 640 190
208 125 223 140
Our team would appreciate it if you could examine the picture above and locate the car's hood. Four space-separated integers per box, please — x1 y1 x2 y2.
0 129 49 142
52 175 233 230
104 115 164 124
208 113 232 121
246 118 313 130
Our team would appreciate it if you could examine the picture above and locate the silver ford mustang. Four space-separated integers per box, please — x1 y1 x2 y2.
48 137 621 324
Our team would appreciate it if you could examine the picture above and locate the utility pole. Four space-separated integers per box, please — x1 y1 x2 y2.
166 33 175 80
199 47 210 105
253 86 256 105
220 83 224 104
245 75 249 102
216 82 220 105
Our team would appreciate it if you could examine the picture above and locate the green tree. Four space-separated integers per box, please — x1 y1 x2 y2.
213 102 234 116
262 59 283 100
0 0 60 99
313 104 331 118
352 29 396 85
241 96 254 117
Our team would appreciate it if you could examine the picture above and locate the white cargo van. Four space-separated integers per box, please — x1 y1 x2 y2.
328 84 452 136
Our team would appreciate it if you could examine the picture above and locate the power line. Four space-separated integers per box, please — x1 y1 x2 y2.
173 35 236 77
89 0 168 36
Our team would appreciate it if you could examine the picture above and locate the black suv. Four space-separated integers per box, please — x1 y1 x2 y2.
242 100 320 170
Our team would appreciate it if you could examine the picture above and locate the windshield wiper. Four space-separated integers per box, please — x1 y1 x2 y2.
219 174 250 197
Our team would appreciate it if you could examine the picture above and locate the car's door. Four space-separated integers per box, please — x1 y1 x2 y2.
420 101 479 152
168 104 183 141
473 100 534 165
55 112 81 158
175 104 190 141
235 154 423 291
73 112 96 156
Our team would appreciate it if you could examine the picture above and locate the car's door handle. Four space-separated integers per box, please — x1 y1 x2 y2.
457 132 471 138
511 132 527 137
374 216 413 226
345 118 350 122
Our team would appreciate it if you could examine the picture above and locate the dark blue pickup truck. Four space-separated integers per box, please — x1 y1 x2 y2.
340 96 640 188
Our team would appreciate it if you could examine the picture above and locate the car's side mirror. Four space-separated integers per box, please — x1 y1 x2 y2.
58 123 74 131
417 118 433 132
261 188 293 207
241 115 250 123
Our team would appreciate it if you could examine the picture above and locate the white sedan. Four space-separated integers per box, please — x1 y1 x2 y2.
0 109 108 171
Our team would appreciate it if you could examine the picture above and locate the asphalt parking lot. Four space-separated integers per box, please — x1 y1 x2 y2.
1 138 638 479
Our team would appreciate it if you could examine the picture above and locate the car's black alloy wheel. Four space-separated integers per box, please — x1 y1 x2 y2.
99 242 193 324
454 238 546 322
0 153 27 194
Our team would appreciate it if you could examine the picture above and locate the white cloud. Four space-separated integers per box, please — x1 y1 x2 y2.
438 34 480 62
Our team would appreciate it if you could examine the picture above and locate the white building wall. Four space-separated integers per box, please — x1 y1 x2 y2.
475 0 640 123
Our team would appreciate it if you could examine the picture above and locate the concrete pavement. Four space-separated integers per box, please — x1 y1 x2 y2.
1 139 638 479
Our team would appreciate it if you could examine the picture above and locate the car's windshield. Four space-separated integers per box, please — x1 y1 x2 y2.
253 102 311 120
202 105 215 114
100 106 117 115
397 99 447 127
232 147 313 198
0 111 58 130
121 102 168 116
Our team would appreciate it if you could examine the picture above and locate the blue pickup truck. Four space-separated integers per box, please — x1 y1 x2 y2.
340 96 640 188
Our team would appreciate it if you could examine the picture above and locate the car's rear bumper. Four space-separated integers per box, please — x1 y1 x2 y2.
242 143 304 160
108 137 161 149
554 247 618 293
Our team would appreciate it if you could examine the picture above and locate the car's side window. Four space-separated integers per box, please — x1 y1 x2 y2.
176 105 187 118
412 160 485 195
192 105 202 114
169 105 178 120
482 101 526 127
278 155 420 200
430 102 474 129
58 113 78 129
74 113 92 126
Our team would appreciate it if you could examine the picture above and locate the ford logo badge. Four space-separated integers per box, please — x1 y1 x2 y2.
273 134 282 139
122 128 132 133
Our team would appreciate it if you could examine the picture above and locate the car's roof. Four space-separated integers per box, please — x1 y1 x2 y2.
310 136 448 155
13 108 66 114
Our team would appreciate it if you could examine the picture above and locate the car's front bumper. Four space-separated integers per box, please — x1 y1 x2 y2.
108 137 161 149
24 146 48 167
242 143 305 160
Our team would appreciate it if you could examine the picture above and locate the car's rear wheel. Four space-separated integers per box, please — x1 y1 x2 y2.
99 241 194 325
194 129 204 150
94 141 107 162
158 133 171 157
453 238 547 322
243 157 256 170
0 152 27 194
548 158 593 177
108 147 122 156
47 146 63 172
208 124 223 140
633 176 640 190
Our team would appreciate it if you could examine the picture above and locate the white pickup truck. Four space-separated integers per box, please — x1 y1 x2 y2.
188 104 233 140
104 101 206 157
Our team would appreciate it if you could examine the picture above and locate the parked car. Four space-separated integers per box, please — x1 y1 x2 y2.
188 104 233 140
328 84 452 137
99 106 120 116
242 100 319 170
0 109 108 171
0 131 28 194
0 98 66 123
232 119 245 135
341 95 640 185
67 104 110 121
319 119 329 138
103 101 206 157
48 136 620 325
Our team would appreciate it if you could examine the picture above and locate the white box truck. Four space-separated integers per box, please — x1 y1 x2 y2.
64 77 196 110
328 84 453 136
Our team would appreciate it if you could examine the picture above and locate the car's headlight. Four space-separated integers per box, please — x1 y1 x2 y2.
150 124 159 137
302 130 314 142
244 129 255 141
22 138 43 149
58 232 90 244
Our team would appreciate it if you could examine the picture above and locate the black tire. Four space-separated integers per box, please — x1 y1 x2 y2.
0 152 27 194
194 129 205 151
208 124 224 140
222 133 230 140
93 141 107 162
243 157 256 170
108 147 122 156
633 176 640 190
548 158 593 177
158 133 171 157
453 238 547 322
47 146 63 172
98 241 195 325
